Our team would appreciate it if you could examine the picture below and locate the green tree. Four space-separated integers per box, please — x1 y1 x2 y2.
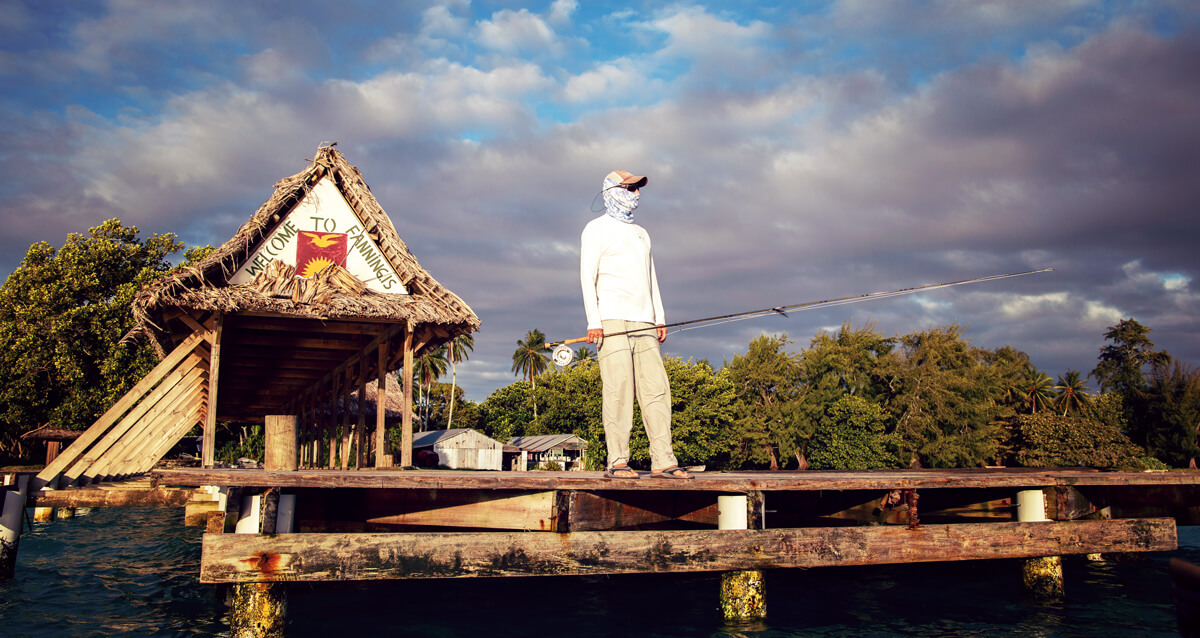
574 344 595 363
1091 318 1170 394
807 394 900 470
445 333 474 428
878 324 1005 468
795 322 895 466
1053 369 1091 416
1020 369 1055 414
725 334 803 470
625 358 738 470
1138 361 1200 467
408 345 448 430
0 219 184 459
512 329 550 418
1011 412 1147 469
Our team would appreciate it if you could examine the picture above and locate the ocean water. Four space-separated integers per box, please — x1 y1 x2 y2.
1 506 1192 637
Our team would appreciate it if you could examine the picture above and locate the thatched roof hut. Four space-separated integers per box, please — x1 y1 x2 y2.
132 144 479 355
36 145 478 486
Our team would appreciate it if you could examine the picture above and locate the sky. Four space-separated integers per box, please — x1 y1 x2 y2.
2 0 1198 402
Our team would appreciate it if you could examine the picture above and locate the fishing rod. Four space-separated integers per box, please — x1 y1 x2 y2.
545 267 1052 366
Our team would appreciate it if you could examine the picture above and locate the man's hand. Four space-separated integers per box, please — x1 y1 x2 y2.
656 324 667 343
587 328 604 344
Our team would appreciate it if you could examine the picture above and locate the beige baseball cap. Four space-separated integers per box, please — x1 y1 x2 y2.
606 169 648 188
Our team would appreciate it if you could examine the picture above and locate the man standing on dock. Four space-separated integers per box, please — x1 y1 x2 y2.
580 170 690 480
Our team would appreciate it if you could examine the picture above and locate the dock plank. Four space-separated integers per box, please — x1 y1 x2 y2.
154 467 1200 492
200 517 1177 583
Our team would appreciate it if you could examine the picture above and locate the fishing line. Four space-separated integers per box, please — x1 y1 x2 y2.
547 267 1053 365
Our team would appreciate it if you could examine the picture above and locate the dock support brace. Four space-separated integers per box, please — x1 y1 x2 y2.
1018 489 1064 599
719 493 766 621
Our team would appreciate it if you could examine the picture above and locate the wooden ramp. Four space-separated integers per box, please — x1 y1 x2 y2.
32 331 211 491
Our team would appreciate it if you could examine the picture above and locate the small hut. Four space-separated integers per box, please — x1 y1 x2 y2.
20 426 82 466
412 429 504 470
35 144 479 489
508 434 588 471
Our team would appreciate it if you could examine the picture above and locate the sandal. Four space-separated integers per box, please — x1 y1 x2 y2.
604 464 641 479
651 465 693 480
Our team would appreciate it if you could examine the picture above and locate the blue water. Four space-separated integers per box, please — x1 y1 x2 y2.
1 507 1193 637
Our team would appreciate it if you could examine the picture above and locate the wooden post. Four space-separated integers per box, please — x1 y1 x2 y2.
355 357 367 470
1 473 30 578
719 493 766 620
264 416 298 472
1018 488 1064 599
202 314 223 468
374 337 389 468
339 366 353 470
230 488 288 637
45 441 62 465
400 323 414 467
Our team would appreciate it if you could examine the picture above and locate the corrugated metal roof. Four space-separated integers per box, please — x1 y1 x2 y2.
507 434 587 453
412 428 472 448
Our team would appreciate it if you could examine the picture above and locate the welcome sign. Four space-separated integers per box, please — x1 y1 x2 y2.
230 177 406 293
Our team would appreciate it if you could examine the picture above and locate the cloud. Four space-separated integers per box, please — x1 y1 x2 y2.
1 2 1198 403
475 8 564 57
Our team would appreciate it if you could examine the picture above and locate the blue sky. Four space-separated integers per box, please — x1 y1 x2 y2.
2 0 1199 401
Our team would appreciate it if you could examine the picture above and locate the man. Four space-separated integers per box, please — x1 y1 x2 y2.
580 169 691 479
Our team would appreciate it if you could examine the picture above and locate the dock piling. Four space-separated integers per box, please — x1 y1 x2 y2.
1 473 30 579
227 417 296 636
718 494 766 621
1018 488 1064 599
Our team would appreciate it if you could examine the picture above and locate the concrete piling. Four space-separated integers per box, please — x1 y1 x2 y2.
1017 489 1064 599
718 494 766 620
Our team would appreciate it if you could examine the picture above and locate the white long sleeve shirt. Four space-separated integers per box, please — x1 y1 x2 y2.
580 214 665 330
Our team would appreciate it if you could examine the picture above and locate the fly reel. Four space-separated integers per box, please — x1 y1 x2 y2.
551 344 576 366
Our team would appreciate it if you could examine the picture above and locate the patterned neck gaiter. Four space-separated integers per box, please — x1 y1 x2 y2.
601 176 639 223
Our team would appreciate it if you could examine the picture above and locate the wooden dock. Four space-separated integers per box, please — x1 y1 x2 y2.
140 467 1194 585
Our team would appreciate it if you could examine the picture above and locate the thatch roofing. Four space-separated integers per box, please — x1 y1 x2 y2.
131 144 479 343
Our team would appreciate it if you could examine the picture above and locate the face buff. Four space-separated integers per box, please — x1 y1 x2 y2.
601 175 640 223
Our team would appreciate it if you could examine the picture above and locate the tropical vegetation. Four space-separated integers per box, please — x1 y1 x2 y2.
3 221 1199 473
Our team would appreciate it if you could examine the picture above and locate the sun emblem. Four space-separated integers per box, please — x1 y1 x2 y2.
300 256 335 278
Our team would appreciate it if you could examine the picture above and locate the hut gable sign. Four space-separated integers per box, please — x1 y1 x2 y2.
229 177 405 293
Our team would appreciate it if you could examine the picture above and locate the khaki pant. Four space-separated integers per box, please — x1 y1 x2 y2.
598 319 678 470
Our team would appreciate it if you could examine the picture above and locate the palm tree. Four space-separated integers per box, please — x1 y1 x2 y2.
512 329 550 418
412 345 448 430
446 333 474 428
1022 370 1055 414
574 345 595 364
1054 369 1092 416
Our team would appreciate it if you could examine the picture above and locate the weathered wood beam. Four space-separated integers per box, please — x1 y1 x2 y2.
62 353 207 485
82 369 207 482
221 334 372 351
356 356 368 469
294 321 408 415
400 322 414 467
200 518 1177 584
374 335 389 467
202 314 223 468
226 318 388 336
31 486 196 508
34 331 207 490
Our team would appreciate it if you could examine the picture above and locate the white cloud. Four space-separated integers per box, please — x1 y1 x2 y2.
475 8 562 56
562 60 645 103
548 0 578 26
